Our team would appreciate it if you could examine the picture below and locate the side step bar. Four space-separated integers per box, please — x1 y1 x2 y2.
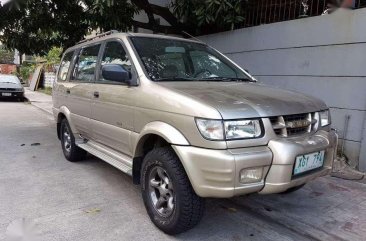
77 140 133 176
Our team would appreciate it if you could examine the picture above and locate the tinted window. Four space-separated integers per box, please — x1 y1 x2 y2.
99 41 131 83
72 44 101 82
57 51 73 82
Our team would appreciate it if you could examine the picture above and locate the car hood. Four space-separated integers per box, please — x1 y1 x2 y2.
0 82 21 89
158 81 327 119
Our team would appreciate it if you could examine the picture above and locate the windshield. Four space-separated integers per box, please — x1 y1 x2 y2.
130 37 251 82
0 75 20 84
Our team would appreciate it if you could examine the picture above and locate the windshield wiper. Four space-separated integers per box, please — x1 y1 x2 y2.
154 77 256 82
154 77 194 82
200 77 256 82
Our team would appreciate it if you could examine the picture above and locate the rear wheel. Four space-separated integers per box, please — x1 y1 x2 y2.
60 118 86 162
141 147 205 235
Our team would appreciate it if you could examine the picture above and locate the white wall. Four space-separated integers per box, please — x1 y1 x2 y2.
200 8 366 171
44 72 56 88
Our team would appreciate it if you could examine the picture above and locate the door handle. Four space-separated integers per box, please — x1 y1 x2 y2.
66 89 70 94
93 91 99 98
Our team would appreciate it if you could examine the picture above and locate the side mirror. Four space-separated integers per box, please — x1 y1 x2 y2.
102 64 131 83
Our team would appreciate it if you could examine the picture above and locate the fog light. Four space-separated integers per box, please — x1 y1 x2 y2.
239 167 263 184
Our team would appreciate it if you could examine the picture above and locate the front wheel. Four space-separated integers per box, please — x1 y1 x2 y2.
141 147 205 235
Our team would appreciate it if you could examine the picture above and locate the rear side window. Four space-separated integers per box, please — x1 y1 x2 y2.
57 51 74 82
71 44 101 82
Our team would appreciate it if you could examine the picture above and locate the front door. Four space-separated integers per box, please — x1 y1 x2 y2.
90 40 137 156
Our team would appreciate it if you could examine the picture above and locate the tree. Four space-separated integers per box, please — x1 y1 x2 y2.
0 45 15 64
0 0 136 55
42 46 63 71
0 0 247 55
172 0 246 32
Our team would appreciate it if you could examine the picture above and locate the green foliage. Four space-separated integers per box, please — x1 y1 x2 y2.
0 0 136 55
19 62 36 81
44 47 63 70
88 0 138 32
172 0 247 32
0 45 15 64
0 0 248 55
0 0 88 55
37 86 53 95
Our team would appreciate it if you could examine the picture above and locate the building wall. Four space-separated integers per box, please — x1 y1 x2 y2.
44 72 56 88
199 8 366 171
0 64 16 74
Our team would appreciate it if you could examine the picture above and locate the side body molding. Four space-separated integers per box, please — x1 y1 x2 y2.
133 121 190 157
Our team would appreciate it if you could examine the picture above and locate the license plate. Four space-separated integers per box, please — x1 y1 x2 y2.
294 151 325 175
1 93 12 97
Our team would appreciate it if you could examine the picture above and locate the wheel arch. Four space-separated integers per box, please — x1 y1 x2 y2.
133 121 190 157
132 122 190 184
55 106 76 139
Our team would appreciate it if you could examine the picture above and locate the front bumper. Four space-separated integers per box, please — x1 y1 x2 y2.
173 130 337 198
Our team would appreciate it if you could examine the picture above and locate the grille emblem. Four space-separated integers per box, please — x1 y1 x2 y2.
287 119 311 128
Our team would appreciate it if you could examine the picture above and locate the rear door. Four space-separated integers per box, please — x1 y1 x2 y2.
90 40 137 156
53 50 74 109
67 44 101 139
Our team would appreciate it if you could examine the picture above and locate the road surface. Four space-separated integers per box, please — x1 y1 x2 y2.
0 100 365 241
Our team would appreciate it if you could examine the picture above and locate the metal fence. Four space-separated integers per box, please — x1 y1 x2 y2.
242 0 366 28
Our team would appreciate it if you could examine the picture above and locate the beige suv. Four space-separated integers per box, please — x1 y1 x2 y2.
53 31 338 234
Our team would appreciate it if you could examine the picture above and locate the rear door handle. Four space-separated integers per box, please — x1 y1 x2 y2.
66 89 70 94
93 91 99 98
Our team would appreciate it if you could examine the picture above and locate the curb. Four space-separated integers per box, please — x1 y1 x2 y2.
26 100 53 116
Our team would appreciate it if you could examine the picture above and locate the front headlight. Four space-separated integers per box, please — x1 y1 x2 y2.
319 110 330 126
195 119 224 140
195 118 262 140
224 119 262 140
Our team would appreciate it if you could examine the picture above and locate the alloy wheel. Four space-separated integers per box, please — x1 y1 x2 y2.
63 125 72 153
148 166 175 217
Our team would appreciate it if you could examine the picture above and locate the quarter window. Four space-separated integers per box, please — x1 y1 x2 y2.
99 41 131 83
72 44 101 82
57 51 73 82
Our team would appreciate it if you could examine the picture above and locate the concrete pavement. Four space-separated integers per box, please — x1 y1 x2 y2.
1 101 366 241
24 88 53 115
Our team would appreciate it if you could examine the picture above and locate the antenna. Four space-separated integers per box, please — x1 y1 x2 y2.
181 31 205 44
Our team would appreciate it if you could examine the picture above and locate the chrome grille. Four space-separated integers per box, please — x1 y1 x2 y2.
269 112 318 137
0 88 17 91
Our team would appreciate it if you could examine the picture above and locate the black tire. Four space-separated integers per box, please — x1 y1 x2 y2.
141 147 205 235
60 118 86 162
280 184 306 194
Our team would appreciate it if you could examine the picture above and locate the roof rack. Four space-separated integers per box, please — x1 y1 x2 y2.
77 30 119 45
